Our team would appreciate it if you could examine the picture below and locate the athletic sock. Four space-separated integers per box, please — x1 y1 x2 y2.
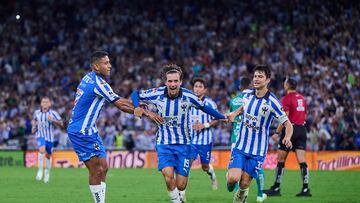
256 168 265 197
89 184 104 203
274 162 285 188
300 162 309 189
168 187 181 203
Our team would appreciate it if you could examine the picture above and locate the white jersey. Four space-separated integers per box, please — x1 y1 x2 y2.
33 109 62 142
234 90 288 157
138 86 205 145
190 96 217 145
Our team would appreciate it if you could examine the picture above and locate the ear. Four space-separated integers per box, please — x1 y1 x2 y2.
92 63 99 71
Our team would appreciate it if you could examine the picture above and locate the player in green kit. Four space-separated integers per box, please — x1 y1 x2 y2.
228 77 267 202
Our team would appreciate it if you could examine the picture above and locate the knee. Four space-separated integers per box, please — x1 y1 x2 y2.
201 165 209 171
177 181 187 191
90 165 104 177
102 164 108 175
164 174 175 184
239 179 251 189
227 173 240 184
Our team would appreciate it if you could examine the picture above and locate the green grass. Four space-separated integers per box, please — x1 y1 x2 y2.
0 167 359 203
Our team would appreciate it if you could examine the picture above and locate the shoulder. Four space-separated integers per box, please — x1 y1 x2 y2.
182 88 197 98
140 86 165 96
268 92 282 106
34 109 40 114
204 97 216 106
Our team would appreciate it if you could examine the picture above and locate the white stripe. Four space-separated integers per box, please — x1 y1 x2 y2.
95 77 117 101
89 98 106 131
81 97 100 133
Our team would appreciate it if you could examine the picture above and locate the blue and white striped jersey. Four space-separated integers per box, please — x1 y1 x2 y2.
67 71 120 135
190 97 217 145
138 86 205 145
33 109 62 142
234 90 288 157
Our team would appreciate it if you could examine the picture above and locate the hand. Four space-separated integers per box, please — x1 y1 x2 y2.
31 126 36 134
139 102 148 110
282 136 292 149
226 112 236 122
144 110 164 125
192 123 205 131
271 133 279 141
134 107 145 117
48 115 54 122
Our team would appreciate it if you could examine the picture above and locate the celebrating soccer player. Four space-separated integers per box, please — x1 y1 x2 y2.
227 65 293 203
229 77 267 202
264 77 312 197
131 64 226 203
67 51 162 203
32 96 64 183
189 77 220 191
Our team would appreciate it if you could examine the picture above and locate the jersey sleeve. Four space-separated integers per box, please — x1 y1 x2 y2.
32 111 38 121
270 98 288 124
138 87 164 104
185 90 204 109
94 76 120 103
51 110 62 121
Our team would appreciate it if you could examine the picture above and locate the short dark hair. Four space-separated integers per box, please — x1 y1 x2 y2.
41 96 51 101
163 64 183 81
254 64 271 79
286 78 297 90
240 77 251 89
192 77 207 88
91 51 108 65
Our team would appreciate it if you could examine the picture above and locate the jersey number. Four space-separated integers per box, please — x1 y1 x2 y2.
296 99 305 111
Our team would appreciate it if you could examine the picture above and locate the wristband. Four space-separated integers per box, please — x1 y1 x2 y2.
204 123 210 128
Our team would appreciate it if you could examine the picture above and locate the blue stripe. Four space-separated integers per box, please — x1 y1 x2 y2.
248 99 262 154
240 123 249 151
142 95 159 101
270 100 282 116
181 113 186 144
235 122 244 149
173 99 180 143
256 116 265 155
159 111 165 144
165 98 172 143
246 96 256 114
85 99 102 131
263 112 275 156
201 114 205 145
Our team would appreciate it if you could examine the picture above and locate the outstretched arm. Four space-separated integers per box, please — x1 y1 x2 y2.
227 106 244 122
199 104 226 120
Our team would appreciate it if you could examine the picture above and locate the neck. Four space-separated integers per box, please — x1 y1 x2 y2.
256 87 268 97
42 108 49 112
287 89 296 94
198 95 205 100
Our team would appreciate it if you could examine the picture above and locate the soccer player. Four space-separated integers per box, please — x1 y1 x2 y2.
229 77 266 202
32 96 64 183
131 64 225 203
227 65 294 203
189 77 220 190
264 78 312 197
67 51 162 203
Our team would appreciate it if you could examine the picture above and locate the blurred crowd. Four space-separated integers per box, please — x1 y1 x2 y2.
1 0 359 151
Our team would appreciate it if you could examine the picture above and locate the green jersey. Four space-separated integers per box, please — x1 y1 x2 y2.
229 93 245 143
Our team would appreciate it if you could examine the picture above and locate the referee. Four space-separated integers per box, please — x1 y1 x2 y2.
264 77 312 197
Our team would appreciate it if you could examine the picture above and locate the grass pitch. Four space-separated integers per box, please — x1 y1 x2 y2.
0 167 359 203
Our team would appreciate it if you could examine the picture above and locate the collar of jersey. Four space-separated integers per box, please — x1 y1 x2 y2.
251 89 270 99
164 87 183 99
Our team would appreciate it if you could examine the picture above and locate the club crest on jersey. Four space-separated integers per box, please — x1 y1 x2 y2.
261 106 269 115
93 143 100 150
181 103 187 111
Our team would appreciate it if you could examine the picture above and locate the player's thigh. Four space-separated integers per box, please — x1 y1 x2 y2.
156 145 176 171
295 149 306 163
68 132 106 162
174 145 191 177
277 149 289 162
198 144 212 165
293 125 307 151
243 155 264 180
239 171 253 189
84 156 101 173
45 141 53 156
37 137 46 153
227 168 242 183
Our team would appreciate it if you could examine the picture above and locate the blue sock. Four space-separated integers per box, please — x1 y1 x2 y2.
256 168 265 197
